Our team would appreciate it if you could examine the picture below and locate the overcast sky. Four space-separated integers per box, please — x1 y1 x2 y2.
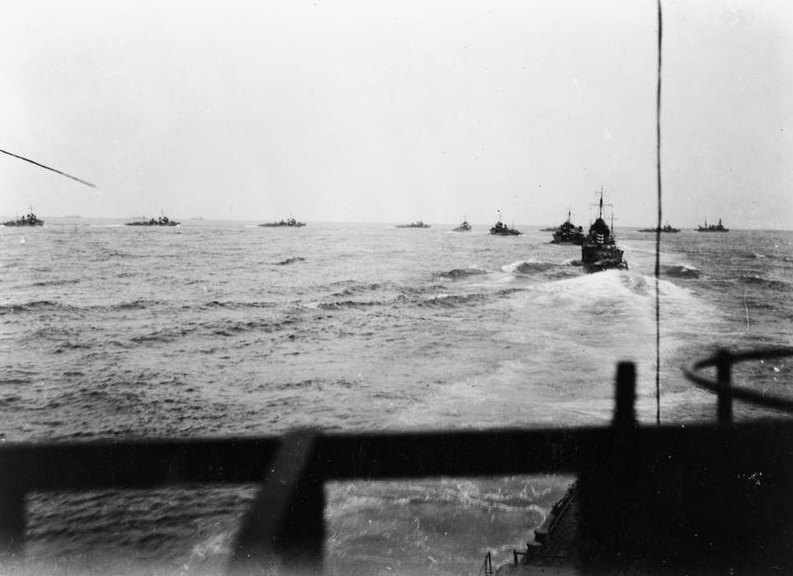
1 0 791 228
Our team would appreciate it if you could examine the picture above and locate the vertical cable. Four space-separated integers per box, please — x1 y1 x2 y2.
655 0 663 425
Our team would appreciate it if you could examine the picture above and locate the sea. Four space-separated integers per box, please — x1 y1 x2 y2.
1 219 792 575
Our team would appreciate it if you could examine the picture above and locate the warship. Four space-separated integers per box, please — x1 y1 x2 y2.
125 215 180 226
638 223 679 233
697 218 728 232
452 219 471 232
580 189 628 272
2 212 43 227
396 220 430 228
490 211 522 235
259 217 306 228
550 210 585 245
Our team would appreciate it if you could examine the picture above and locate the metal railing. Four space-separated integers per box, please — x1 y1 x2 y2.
0 349 792 574
684 346 793 419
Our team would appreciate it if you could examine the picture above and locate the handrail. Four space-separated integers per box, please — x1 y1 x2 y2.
683 347 793 413
1 357 792 574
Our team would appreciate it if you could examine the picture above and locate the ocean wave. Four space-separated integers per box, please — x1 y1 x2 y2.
131 328 192 343
210 318 296 335
54 341 92 352
331 282 388 297
417 292 489 308
419 286 526 309
663 264 701 279
739 275 792 291
740 295 780 311
115 299 156 310
318 299 383 311
0 378 30 386
200 300 277 310
437 267 487 280
0 300 77 315
30 278 81 287
731 250 766 260
502 260 558 275
130 318 288 342
276 256 306 265
399 284 446 296
528 269 703 313
734 251 793 263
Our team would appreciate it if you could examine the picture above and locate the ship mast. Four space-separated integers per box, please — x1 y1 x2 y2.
591 187 611 223
598 188 604 219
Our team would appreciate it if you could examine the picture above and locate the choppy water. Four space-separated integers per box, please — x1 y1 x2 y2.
1 220 792 575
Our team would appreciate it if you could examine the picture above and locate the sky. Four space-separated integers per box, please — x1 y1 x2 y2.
1 0 791 228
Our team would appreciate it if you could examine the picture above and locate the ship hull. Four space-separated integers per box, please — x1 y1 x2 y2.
581 243 627 273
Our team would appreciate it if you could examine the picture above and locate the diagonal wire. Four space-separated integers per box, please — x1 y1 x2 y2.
0 148 97 189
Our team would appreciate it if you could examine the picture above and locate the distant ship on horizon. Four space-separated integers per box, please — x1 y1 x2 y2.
697 218 729 232
581 188 628 272
638 222 680 233
550 210 585 245
2 212 44 227
125 215 180 226
489 211 521 236
259 217 306 228
396 220 430 229
452 218 471 232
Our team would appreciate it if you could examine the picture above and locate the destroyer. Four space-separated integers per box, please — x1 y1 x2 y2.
2 212 43 227
697 218 728 232
581 189 627 272
396 220 430 228
550 210 585 245
490 211 522 236
638 223 679 233
126 215 180 226
259 217 306 228
452 219 471 232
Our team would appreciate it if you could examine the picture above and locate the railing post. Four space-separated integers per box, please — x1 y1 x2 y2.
229 430 324 576
716 349 733 425
614 362 637 427
579 361 640 566
0 455 25 556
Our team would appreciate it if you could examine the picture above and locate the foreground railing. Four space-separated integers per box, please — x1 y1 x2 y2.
1 349 792 574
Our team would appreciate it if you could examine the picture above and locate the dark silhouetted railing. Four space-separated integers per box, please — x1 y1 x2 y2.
1 349 792 574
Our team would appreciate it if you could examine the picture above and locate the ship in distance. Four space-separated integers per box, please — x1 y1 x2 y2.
259 217 306 228
452 219 471 232
490 211 522 236
638 223 680 233
126 215 180 226
580 189 628 272
550 210 585 245
2 212 44 227
396 220 430 228
697 218 728 232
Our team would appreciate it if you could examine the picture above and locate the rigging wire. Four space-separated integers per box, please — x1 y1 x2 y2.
0 148 97 189
655 0 663 425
